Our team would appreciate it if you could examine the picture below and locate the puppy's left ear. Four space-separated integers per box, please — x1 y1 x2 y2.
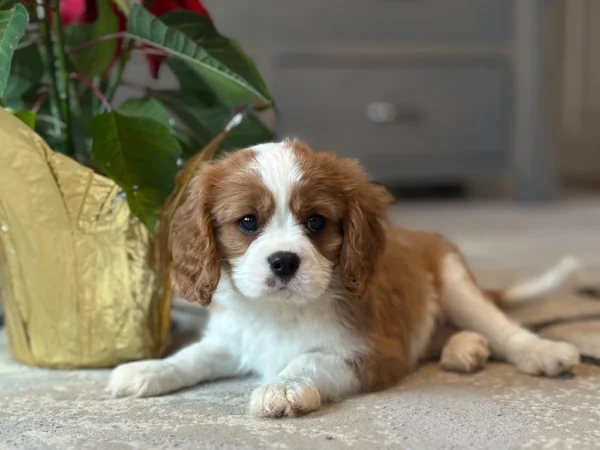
340 170 393 298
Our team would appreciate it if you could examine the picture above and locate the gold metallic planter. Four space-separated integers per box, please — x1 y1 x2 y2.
0 109 170 368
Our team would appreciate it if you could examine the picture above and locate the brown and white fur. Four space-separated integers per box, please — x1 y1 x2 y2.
108 140 581 418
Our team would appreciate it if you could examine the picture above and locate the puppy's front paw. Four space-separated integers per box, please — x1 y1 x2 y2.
511 338 580 377
441 331 490 373
107 360 174 398
250 379 321 418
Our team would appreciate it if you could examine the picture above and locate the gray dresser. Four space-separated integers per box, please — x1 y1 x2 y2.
205 0 557 200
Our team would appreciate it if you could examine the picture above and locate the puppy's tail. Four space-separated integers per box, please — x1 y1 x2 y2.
486 256 582 309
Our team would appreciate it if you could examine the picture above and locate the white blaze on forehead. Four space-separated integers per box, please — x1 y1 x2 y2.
250 142 302 225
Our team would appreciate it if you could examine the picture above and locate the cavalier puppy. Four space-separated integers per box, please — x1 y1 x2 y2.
108 139 581 418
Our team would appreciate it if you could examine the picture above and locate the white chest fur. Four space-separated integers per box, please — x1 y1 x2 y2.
206 282 366 380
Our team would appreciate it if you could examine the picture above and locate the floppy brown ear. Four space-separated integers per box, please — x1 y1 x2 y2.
340 175 392 298
169 167 220 306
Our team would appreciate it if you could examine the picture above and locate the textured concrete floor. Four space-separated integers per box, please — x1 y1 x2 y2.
1 198 600 449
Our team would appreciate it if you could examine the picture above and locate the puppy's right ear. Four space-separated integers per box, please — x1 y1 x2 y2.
169 166 220 306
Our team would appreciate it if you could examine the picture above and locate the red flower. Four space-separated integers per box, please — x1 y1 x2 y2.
148 0 210 19
144 0 212 78
59 0 97 25
58 0 85 25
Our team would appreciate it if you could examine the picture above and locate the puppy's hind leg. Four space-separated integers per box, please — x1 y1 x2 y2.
439 254 580 377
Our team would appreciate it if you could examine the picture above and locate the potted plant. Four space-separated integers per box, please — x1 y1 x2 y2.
0 0 274 368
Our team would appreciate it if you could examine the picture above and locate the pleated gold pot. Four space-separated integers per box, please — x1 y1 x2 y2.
0 108 171 368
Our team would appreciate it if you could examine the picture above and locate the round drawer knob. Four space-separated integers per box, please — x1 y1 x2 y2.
365 102 398 124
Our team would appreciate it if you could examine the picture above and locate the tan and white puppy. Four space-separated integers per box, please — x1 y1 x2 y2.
108 140 581 418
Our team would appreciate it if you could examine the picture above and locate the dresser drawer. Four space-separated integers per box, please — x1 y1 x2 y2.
266 0 512 47
274 66 510 181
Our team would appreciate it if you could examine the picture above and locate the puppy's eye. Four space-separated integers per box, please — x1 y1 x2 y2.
238 215 259 234
307 214 326 233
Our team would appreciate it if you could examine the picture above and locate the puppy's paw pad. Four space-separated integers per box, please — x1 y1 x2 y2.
514 339 580 377
441 331 490 373
250 379 321 418
107 360 171 398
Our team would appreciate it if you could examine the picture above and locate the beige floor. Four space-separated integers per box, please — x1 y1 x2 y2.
1 198 600 449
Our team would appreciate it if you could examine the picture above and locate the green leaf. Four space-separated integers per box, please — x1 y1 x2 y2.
127 5 270 107
160 11 271 102
167 58 219 106
0 4 28 97
92 112 181 231
118 97 182 155
173 128 202 158
3 42 47 110
195 106 273 153
4 41 43 97
2 76 25 107
0 0 20 10
112 0 131 16
65 0 119 77
13 109 35 128
118 97 171 126
149 89 212 142
153 90 273 154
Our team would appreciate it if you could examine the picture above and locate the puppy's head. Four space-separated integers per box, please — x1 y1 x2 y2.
170 139 392 306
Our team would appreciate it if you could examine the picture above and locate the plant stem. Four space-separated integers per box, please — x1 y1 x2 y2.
16 37 42 50
66 31 130 54
69 73 113 112
48 0 74 156
102 39 133 110
91 75 100 113
33 92 49 112
10 70 51 86
103 52 128 105
36 114 66 129
35 0 61 138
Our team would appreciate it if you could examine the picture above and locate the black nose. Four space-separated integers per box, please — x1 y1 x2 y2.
268 251 300 280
